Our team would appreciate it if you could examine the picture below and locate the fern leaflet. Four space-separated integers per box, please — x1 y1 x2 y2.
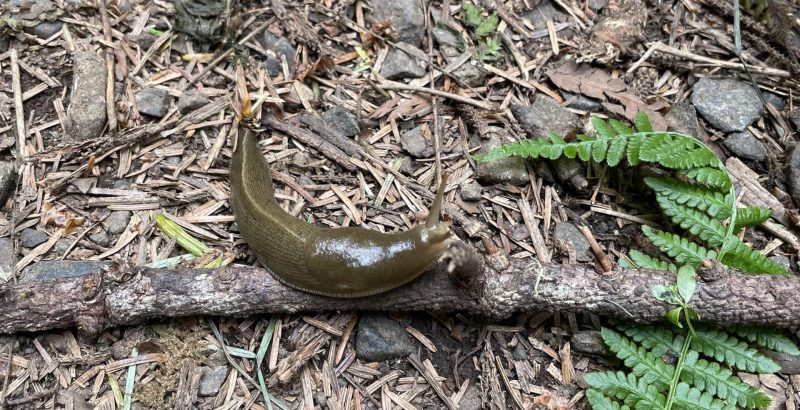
679 167 732 191
682 351 772 409
691 327 781 373
720 236 790 275
586 390 631 410
602 328 674 389
671 382 735 410
642 226 716 266
655 196 727 247
625 249 677 271
733 207 772 233
644 177 732 219
731 325 800 355
584 371 667 409
618 324 683 358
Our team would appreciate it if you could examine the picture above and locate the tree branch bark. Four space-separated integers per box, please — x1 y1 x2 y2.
1 244 799 334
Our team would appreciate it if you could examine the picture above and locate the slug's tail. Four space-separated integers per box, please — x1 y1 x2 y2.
426 173 450 228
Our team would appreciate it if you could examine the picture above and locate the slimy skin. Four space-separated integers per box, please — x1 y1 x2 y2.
230 126 451 298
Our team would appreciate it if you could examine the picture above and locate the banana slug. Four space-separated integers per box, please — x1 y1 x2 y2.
230 125 451 298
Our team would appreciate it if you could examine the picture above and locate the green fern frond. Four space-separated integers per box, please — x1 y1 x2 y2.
586 390 631 410
642 226 717 266
720 236 790 275
618 323 683 358
601 328 674 389
609 118 634 136
656 196 727 247
626 135 644 165
733 207 772 233
679 167 732 191
626 249 678 271
658 146 720 170
634 112 653 133
731 325 800 355
691 327 781 373
644 177 732 219
671 382 736 410
682 351 772 409
638 134 719 169
606 137 627 166
584 371 667 409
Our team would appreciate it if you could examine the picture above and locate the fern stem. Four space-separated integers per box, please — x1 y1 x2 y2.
664 332 693 410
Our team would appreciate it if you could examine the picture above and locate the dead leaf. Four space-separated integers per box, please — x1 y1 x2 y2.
547 61 667 130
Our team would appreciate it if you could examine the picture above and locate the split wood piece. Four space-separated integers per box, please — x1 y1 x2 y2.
261 114 357 172
2 240 800 334
296 113 363 159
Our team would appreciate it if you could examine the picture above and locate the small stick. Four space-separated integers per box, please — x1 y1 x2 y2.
628 42 791 77
379 82 495 111
10 49 26 159
96 0 118 130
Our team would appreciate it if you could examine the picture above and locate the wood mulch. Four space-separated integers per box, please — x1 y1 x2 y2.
0 0 799 408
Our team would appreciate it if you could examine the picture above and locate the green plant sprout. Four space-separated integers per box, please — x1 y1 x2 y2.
461 1 502 62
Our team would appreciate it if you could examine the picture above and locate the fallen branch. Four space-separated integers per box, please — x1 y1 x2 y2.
1 242 799 334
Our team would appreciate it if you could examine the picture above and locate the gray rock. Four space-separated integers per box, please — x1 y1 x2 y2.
112 178 132 189
52 238 72 255
356 313 415 362
177 90 209 113
769 255 791 272
458 385 483 410
563 92 602 112
89 229 111 247
30 21 63 39
0 161 14 207
198 366 228 396
788 144 800 206
66 52 107 142
524 0 567 27
11 0 55 20
451 63 487 88
323 106 360 137
512 96 581 137
690 78 763 132
136 87 170 117
371 0 425 46
789 108 800 130
460 180 482 202
0 238 13 282
432 27 461 48
260 32 296 75
763 92 786 111
105 210 131 235
20 260 111 283
764 350 800 374
380 43 428 80
571 330 610 356
588 0 608 11
665 100 701 137
400 125 434 158
723 130 765 161
553 222 592 262
19 228 47 248
512 343 527 360
475 131 529 185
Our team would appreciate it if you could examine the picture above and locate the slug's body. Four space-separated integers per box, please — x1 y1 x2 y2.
230 126 450 298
